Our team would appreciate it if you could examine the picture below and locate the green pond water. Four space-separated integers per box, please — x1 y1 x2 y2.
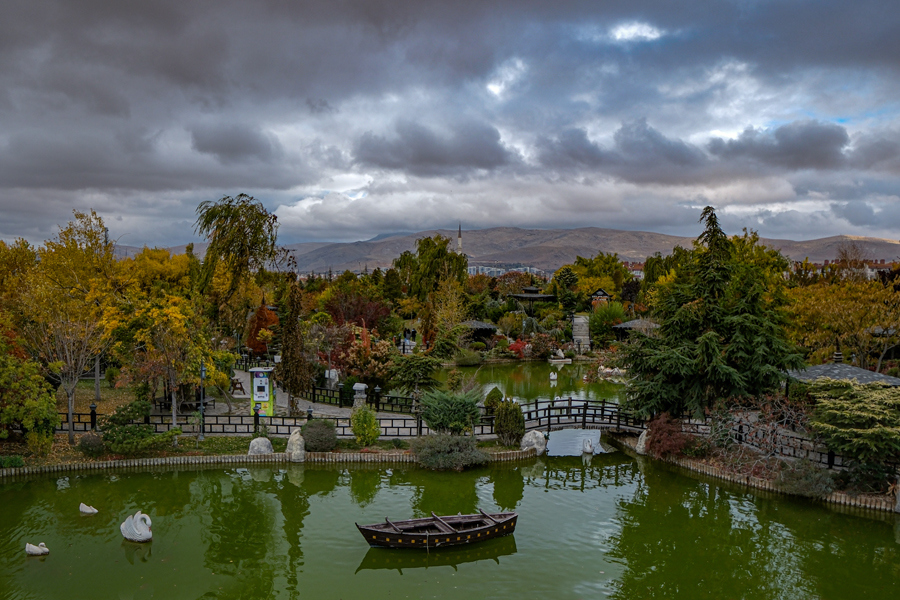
438 362 625 404
2 439 899 599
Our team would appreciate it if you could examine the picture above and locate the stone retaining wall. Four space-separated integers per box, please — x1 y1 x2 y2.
0 448 537 479
609 434 898 514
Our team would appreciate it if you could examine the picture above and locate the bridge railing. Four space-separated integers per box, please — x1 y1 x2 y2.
518 398 645 432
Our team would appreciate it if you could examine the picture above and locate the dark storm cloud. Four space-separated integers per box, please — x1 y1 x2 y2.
354 120 515 176
538 120 709 184
190 124 283 164
2 0 900 245
708 121 850 170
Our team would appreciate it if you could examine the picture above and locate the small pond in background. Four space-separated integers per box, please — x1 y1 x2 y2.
437 361 624 404
2 438 899 599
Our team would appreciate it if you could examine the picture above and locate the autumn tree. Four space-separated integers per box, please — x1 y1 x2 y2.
785 279 900 370
20 211 119 444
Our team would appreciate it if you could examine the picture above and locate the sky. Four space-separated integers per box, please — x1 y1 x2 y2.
2 0 900 248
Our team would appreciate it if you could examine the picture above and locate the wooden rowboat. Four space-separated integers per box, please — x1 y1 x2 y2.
356 509 517 549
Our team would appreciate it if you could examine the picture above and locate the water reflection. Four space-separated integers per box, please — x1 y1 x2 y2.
604 461 900 599
356 535 518 573
445 362 625 403
122 539 152 564
489 464 525 511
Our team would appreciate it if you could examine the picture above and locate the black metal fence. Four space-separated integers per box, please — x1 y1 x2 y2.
302 386 416 414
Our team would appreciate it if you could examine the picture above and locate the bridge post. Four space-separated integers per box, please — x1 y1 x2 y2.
546 405 551 435
582 402 587 428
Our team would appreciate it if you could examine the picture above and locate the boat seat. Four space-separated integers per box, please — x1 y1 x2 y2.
432 521 456 534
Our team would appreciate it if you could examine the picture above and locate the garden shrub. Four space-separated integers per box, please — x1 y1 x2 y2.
528 333 556 359
105 366 120 388
446 369 463 391
495 338 510 350
24 422 55 457
420 390 482 435
454 349 483 366
507 340 526 358
832 461 895 495
483 387 504 415
808 380 900 465
302 418 338 452
564 350 576 359
471 342 486 351
411 434 489 471
101 400 182 455
777 459 835 498
0 455 25 468
351 406 381 447
494 399 525 446
646 413 693 459
78 432 106 457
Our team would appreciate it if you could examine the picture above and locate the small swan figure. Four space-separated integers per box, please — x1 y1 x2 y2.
79 503 98 514
25 542 49 556
120 511 152 543
582 438 594 454
549 372 558 381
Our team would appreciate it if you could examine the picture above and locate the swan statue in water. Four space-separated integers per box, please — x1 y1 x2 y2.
582 438 594 454
25 542 49 556
79 503 98 514
121 511 152 542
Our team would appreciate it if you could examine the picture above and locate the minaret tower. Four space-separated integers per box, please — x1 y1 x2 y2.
457 222 462 254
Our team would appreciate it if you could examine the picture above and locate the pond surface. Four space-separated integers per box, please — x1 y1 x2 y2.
439 361 624 404
2 446 898 599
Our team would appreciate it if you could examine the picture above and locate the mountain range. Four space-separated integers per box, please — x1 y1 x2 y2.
117 227 900 275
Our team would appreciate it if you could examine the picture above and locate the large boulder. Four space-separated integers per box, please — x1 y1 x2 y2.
520 430 547 456
248 437 274 456
286 429 306 463
634 430 649 456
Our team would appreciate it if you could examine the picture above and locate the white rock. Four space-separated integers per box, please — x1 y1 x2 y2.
520 430 547 456
634 430 649 455
248 437 274 455
286 430 306 463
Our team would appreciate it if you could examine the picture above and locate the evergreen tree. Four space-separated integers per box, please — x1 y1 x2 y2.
620 207 803 417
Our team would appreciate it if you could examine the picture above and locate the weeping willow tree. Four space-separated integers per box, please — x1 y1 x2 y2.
194 194 280 302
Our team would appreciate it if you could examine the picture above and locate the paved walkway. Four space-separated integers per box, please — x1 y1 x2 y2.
201 369 396 420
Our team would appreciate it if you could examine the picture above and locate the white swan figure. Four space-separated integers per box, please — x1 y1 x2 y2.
582 438 594 454
549 372 558 381
25 542 49 556
79 503 98 515
120 511 152 542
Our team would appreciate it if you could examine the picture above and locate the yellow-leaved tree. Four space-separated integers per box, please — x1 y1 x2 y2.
20 210 120 444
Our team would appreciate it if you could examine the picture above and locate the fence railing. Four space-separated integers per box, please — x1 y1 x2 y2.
55 411 498 438
301 386 416 414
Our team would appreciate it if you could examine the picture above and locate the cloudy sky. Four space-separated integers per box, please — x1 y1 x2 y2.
3 0 900 248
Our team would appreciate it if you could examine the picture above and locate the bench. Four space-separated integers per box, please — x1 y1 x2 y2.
230 378 246 395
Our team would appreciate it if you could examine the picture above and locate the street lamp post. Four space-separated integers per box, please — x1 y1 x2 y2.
199 360 206 442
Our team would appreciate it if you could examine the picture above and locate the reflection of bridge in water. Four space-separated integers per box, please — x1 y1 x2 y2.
518 399 646 435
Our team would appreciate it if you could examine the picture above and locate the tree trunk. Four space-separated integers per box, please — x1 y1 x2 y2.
94 356 101 403
67 386 76 445
170 375 178 448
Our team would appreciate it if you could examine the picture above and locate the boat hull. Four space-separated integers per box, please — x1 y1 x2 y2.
356 512 517 550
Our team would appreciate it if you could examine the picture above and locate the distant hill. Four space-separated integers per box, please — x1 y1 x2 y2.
115 228 900 274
